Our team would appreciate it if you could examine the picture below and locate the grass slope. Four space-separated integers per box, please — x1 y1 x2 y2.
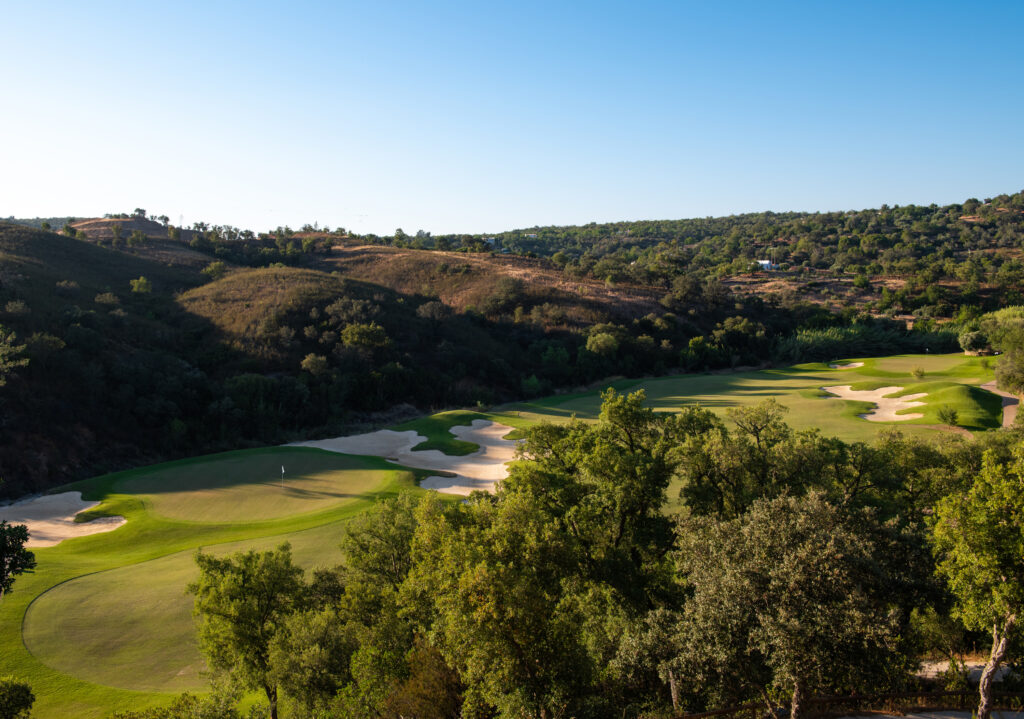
320 243 662 324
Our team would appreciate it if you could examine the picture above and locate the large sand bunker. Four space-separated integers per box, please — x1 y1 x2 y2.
0 492 125 547
829 361 864 369
290 419 518 496
822 385 926 422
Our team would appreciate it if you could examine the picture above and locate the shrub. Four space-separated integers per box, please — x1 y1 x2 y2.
0 676 34 719
201 261 228 281
937 406 959 426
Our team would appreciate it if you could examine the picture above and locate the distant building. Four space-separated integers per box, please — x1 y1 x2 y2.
525 233 538 238
756 259 775 270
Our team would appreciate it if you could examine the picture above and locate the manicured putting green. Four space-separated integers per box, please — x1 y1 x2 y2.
116 448 389 523
24 518 351 693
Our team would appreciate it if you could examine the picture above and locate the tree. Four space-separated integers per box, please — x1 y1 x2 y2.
958 330 988 353
188 543 305 719
340 322 389 348
300 353 329 377
269 607 357 716
410 491 589 719
932 449 1024 719
676 400 862 519
674 493 897 719
0 522 35 600
201 261 227 281
110 691 238 719
504 389 693 607
0 677 34 719
0 327 28 387
584 331 618 357
130 276 152 294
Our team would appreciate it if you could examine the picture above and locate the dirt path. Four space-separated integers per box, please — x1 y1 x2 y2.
0 492 125 547
982 380 1019 427
290 419 518 496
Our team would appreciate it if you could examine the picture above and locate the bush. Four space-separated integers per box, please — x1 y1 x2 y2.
201 261 228 281
0 676 34 719
937 406 959 426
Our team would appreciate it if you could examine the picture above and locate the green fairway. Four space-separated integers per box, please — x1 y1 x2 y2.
24 518 353 693
0 352 1009 719
492 354 1002 440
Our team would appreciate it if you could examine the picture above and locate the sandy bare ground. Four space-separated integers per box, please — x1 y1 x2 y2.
982 380 1019 427
829 361 865 369
918 659 1009 682
0 492 125 547
822 385 926 421
290 420 519 496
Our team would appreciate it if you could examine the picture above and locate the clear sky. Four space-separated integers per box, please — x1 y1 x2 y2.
2 1 1022 235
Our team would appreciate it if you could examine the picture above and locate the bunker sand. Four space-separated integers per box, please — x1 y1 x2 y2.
822 385 926 422
0 492 125 547
290 419 518 495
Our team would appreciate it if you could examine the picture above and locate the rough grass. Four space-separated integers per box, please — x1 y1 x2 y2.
177 266 347 354
319 244 662 324
0 222 202 315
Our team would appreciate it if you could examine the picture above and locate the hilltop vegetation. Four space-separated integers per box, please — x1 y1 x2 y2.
1 192 1023 496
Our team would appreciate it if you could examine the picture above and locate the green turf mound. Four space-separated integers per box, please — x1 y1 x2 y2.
115 447 393 523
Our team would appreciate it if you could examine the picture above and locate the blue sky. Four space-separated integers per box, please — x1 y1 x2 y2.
2 1 1021 234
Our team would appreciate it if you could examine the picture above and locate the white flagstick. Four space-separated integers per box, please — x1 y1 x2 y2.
281 465 285 490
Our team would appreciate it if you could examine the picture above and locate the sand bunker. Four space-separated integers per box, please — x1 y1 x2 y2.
291 420 518 496
0 492 125 547
822 385 926 422
829 362 864 369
